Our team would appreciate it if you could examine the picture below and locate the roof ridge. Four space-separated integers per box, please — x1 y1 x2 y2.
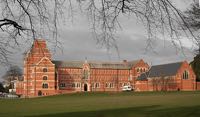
52 59 140 64
52 60 84 63
152 61 183 67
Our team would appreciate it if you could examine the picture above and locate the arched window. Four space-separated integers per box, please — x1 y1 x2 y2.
38 90 42 96
140 68 143 73
143 68 145 72
43 76 48 80
182 71 189 79
137 68 139 72
43 68 48 72
83 70 89 79
42 83 48 88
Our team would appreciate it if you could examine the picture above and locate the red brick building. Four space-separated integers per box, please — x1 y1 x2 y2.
16 39 149 97
16 39 196 97
53 59 149 93
136 61 196 91
18 40 56 97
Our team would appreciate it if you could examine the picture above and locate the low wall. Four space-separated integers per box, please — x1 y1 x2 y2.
135 81 149 91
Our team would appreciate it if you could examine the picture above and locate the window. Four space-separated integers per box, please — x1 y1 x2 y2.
183 70 189 79
76 83 81 88
43 76 48 80
106 82 114 88
43 68 48 72
143 68 145 72
95 83 100 88
60 83 65 87
136 68 139 72
110 83 114 88
83 70 89 79
124 83 127 86
72 83 76 88
140 68 143 73
42 83 48 88
106 83 109 88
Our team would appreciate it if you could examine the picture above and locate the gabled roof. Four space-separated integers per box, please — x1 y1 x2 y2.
52 60 140 69
137 62 183 81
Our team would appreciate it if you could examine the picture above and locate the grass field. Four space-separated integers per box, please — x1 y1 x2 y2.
0 91 200 117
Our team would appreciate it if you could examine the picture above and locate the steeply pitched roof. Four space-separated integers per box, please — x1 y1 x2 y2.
137 62 183 81
52 60 140 69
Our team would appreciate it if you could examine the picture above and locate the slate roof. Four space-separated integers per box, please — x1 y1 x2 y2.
52 61 84 68
52 60 140 69
137 73 149 81
137 62 183 81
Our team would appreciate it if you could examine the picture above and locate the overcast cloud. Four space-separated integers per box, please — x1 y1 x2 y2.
53 29 194 65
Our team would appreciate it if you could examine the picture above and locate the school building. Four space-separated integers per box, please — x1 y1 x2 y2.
16 39 197 97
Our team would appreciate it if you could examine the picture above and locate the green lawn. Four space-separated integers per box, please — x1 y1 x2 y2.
0 91 200 117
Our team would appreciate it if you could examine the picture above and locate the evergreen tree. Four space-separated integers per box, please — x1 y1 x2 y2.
0 83 5 92
185 2 200 81
190 54 200 81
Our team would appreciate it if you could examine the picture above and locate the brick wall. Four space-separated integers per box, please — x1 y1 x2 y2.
176 61 196 91
57 59 149 93
135 81 149 91
197 82 200 90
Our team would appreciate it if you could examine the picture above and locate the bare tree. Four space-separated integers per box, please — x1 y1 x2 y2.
184 2 200 53
151 76 177 91
151 78 160 91
77 0 197 51
2 65 23 81
0 0 197 64
0 0 65 64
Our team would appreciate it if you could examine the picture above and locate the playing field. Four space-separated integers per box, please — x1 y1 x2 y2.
0 91 200 117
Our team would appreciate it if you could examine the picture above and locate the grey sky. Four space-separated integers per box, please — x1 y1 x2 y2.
0 0 197 80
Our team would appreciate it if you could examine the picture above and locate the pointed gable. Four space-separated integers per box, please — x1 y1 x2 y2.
36 57 54 66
